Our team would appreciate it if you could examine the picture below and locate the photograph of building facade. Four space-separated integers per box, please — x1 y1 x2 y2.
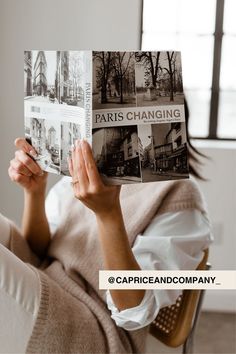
24 117 60 174
24 51 32 97
139 122 188 182
33 51 48 96
55 51 69 104
93 51 136 109
61 121 81 175
25 117 47 155
135 51 184 107
24 51 84 107
55 51 84 107
92 126 141 183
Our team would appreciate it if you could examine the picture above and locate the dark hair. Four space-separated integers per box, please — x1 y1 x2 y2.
184 99 208 180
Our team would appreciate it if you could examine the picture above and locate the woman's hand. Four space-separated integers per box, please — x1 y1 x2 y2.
68 139 121 217
8 138 48 195
8 138 50 258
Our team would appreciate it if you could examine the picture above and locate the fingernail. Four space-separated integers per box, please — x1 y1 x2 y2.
75 140 80 147
70 144 75 152
29 150 38 158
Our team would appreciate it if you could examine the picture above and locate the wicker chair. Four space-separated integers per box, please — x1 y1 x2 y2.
149 249 211 354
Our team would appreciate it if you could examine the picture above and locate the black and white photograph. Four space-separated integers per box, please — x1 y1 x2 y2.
92 126 141 184
25 117 61 174
24 51 84 107
61 121 81 176
135 51 184 107
93 51 136 109
138 122 188 182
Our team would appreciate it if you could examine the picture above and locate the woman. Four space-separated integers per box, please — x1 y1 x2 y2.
1 109 212 354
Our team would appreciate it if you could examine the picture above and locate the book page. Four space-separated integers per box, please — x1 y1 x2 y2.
24 50 86 176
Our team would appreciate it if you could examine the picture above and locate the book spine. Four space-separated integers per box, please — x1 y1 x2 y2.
84 51 92 144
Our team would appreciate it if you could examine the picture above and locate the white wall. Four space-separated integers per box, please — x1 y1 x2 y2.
0 0 235 313
0 0 143 224
194 141 236 312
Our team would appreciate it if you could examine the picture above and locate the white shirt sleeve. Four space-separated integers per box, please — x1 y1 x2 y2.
45 177 72 236
106 209 213 331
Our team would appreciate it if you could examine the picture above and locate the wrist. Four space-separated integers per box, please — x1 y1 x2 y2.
96 203 122 222
24 187 46 201
96 205 126 233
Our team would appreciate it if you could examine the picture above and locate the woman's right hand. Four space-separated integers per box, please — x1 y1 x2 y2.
8 138 48 194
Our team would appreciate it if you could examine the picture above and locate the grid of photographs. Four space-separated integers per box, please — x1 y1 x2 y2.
24 50 188 183
24 50 85 176
92 122 188 184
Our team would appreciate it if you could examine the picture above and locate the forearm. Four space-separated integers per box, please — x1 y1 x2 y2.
96 206 145 311
22 189 51 258
68 139 145 310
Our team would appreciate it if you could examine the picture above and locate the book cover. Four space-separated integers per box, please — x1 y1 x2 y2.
24 50 188 184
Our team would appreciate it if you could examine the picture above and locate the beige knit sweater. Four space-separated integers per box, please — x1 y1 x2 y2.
9 178 207 354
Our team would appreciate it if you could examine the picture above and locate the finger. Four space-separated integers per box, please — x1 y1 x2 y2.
10 159 32 177
15 150 43 176
70 147 80 196
73 140 89 188
71 145 78 180
81 140 103 187
8 166 30 186
67 156 73 177
14 138 37 157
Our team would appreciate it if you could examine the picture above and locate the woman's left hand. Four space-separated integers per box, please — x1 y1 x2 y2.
68 139 121 217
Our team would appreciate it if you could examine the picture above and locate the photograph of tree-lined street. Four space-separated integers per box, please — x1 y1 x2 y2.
24 51 84 107
92 51 136 109
135 51 184 107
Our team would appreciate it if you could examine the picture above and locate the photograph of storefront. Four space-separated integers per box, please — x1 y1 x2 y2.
138 122 188 182
24 117 60 174
92 126 141 183
156 122 188 174
24 51 84 107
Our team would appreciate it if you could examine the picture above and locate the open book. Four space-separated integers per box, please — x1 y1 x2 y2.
24 50 188 184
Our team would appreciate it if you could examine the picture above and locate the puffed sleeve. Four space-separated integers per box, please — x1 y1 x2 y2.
45 177 71 236
106 209 213 330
